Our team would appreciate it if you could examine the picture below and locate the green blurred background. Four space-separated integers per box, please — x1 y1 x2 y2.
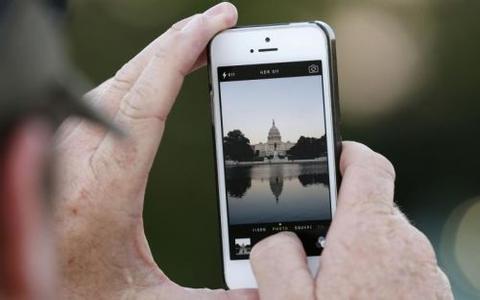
66 0 480 298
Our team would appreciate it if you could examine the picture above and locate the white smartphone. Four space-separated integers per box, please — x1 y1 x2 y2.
208 22 341 289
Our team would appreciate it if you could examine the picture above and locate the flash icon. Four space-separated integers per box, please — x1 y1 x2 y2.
222 72 227 79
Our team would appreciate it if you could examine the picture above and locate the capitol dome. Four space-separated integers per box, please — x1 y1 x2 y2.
268 119 281 141
253 119 294 158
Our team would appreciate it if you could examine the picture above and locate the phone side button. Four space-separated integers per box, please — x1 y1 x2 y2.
210 92 215 124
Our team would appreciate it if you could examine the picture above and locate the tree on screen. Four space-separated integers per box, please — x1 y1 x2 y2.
223 130 254 162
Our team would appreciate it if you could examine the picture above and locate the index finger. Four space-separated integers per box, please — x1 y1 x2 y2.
87 3 238 208
61 3 236 147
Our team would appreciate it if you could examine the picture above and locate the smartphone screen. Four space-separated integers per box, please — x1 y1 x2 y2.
217 60 332 260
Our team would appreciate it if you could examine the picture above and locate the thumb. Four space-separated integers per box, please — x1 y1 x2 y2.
250 232 315 300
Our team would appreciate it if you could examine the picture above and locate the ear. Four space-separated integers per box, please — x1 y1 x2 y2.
0 120 55 299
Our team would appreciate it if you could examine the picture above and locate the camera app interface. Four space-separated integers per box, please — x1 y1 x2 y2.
218 60 331 260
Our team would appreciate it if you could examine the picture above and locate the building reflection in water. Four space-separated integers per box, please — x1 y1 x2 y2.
269 165 284 203
226 163 328 203
226 163 331 225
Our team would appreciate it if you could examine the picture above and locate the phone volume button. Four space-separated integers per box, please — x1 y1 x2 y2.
210 93 215 124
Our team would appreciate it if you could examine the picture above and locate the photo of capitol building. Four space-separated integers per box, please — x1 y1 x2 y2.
252 120 295 158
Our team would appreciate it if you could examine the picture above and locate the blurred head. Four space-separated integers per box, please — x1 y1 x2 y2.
0 1 111 298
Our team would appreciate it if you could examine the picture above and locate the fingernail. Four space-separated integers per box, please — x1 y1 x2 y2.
204 2 236 18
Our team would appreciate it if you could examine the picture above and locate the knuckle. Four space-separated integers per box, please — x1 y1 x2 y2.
190 23 208 50
340 141 371 163
118 91 168 124
169 19 184 32
340 142 396 182
112 62 137 92
153 45 169 61
170 26 185 43
190 12 206 25
152 41 185 78
159 14 210 78
343 141 371 153
347 153 395 183
339 164 396 215
370 152 396 181
132 79 154 100
195 13 208 35
118 97 144 122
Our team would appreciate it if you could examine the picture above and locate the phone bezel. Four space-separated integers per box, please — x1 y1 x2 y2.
208 22 340 289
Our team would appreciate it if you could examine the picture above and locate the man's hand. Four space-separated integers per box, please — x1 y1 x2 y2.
53 3 257 299
51 1 453 298
250 142 453 299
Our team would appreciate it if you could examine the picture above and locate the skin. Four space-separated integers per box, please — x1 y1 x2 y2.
0 121 55 299
250 142 453 299
0 2 453 299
